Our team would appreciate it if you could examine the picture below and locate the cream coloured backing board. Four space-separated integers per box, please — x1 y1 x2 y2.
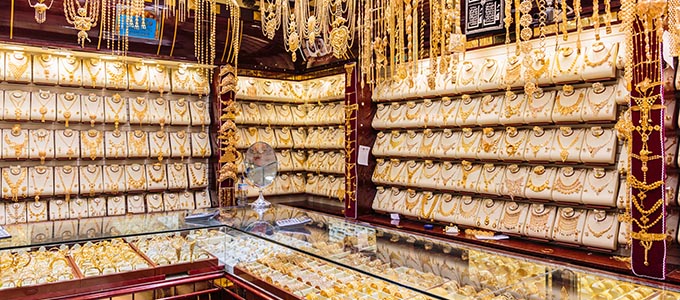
4 89 30 121
522 90 556 124
81 93 106 126
191 132 212 158
27 166 54 199
148 97 171 126
188 163 208 189
129 97 149 125
1 166 28 202
127 130 150 158
524 166 557 201
105 131 129 159
477 57 504 92
523 128 555 162
5 202 27 224
103 164 127 194
164 193 182 211
79 165 104 197
55 129 81 159
149 131 171 161
432 194 460 224
550 167 587 204
5 51 32 83
195 190 211 208
49 199 70 220
105 61 129 90
189 100 210 127
582 84 618 122
56 92 82 124
275 128 295 149
582 210 619 250
104 94 129 126
28 128 55 162
53 166 79 198
0 203 6 225
581 168 619 207
579 127 617 165
501 166 530 199
522 204 557 239
128 63 150 91
171 67 193 94
88 197 107 217
146 163 168 191
497 201 530 235
58 56 83 86
27 201 49 222
581 41 619 81
80 130 104 160
551 207 587 244
2 127 29 160
475 198 505 231
32 53 59 85
552 87 587 123
169 130 191 159
146 193 165 213
179 191 195 210
126 164 148 192
127 194 146 214
551 45 584 83
549 128 586 163
0 51 5 81
31 89 57 122
148 64 172 94
169 99 192 125
82 58 105 88
455 197 481 227
107 196 126 215
69 198 89 219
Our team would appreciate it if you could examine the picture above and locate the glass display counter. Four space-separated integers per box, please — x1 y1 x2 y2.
1 207 679 300
219 205 680 300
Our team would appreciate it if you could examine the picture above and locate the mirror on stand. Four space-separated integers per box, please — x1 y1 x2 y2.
243 142 278 208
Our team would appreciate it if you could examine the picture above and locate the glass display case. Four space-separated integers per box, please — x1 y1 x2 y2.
1 206 680 300
219 205 680 300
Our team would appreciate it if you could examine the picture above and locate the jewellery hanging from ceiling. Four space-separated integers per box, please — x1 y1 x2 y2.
101 0 146 57
260 0 356 61
28 0 54 23
194 0 217 74
63 0 101 47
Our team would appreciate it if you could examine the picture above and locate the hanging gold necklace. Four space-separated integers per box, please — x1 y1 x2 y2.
28 0 54 23
63 0 100 47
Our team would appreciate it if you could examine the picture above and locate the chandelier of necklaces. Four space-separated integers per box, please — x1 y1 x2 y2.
63 0 100 47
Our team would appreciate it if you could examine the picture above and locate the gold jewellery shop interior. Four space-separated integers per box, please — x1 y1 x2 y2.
0 0 680 299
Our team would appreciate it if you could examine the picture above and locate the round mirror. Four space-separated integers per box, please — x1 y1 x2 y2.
243 142 278 208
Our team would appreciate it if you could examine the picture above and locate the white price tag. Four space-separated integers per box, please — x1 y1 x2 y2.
390 213 400 220
358 145 371 166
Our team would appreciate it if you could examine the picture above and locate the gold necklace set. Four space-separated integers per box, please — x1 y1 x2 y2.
4 126 28 159
3 167 27 202
457 96 477 123
169 164 188 188
503 128 526 157
81 165 101 196
57 129 78 159
477 199 502 228
404 102 422 121
36 54 55 80
585 212 615 239
148 163 166 184
81 130 103 161
527 127 551 158
459 130 479 154
106 62 127 89
128 64 148 88
437 194 457 217
31 129 52 164
60 56 81 84
458 197 480 220
84 94 102 127
554 46 580 76
499 203 523 231
151 131 168 162
59 93 79 128
127 165 147 190
30 166 50 201
106 131 126 158
129 131 148 157
553 168 583 195
554 208 582 238
189 164 207 186
526 166 551 193
151 98 168 129
584 42 615 68
526 205 552 234
7 90 29 120
503 165 525 198
503 92 523 118
586 83 614 115
56 166 77 202
480 164 502 193
480 128 501 154
84 59 103 88
555 87 584 116
585 168 612 196
34 90 53 123
526 90 552 117
172 131 189 160
584 127 612 158
106 94 125 132
7 52 29 81
556 127 582 162
104 165 125 194
480 95 500 114
420 193 439 220
131 97 149 126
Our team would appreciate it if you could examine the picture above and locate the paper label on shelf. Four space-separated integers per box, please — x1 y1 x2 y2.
390 219 400 226
390 213 400 220
476 234 510 240
358 145 370 166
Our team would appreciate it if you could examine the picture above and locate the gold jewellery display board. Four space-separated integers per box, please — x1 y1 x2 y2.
370 26 680 253
235 75 346 200
0 44 214 225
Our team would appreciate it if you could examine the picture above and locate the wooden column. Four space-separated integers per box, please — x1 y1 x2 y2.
627 16 667 279
344 62 377 219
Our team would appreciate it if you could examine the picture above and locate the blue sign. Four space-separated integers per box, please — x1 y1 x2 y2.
119 15 158 40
